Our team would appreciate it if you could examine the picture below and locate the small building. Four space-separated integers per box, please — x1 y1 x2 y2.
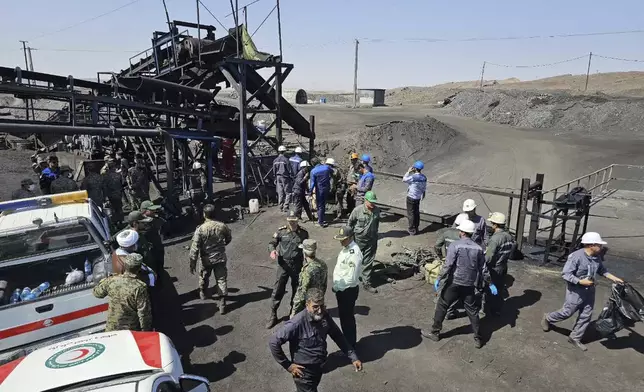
358 88 386 107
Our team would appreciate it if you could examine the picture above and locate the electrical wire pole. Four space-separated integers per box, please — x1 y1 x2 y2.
479 61 486 90
19 40 31 121
353 39 359 108
584 52 593 92
276 0 283 60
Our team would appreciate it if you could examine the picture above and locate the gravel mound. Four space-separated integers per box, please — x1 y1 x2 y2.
443 89 644 135
0 149 39 202
316 117 468 172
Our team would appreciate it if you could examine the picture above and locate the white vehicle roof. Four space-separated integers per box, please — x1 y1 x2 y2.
0 203 90 231
0 191 92 232
0 331 176 392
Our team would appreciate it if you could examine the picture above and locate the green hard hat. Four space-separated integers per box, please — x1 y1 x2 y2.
365 191 378 203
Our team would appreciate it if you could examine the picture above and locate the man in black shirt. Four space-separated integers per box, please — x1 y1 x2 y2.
269 288 362 392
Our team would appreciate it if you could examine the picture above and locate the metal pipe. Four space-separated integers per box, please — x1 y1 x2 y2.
0 122 214 139
117 76 214 103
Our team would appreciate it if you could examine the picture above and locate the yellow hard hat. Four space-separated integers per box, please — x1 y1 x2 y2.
350 153 359 159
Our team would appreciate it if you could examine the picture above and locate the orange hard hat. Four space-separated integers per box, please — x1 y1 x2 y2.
350 153 359 159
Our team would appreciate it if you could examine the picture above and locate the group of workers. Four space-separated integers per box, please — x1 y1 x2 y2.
14 152 153 225
273 146 375 228
17 147 626 391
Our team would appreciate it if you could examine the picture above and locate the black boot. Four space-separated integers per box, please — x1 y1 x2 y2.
266 301 280 329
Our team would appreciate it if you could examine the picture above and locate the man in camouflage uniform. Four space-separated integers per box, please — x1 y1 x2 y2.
266 211 309 328
128 155 150 210
345 153 363 214
93 253 152 332
81 162 105 207
140 200 165 275
325 158 346 220
189 204 233 313
348 191 380 294
50 166 79 194
102 157 125 224
290 239 328 318
11 178 37 200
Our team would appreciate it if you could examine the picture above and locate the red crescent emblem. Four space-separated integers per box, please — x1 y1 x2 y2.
68 348 90 361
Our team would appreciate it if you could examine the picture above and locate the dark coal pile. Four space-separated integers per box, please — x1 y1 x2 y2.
316 117 466 172
444 89 644 135
0 149 39 202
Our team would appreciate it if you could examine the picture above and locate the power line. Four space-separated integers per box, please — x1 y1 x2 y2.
29 0 144 41
251 5 276 37
360 29 644 44
34 48 140 53
225 0 263 17
486 55 588 69
594 54 644 63
198 0 229 32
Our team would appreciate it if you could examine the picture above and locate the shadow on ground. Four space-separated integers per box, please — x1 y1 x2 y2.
327 305 371 318
323 325 422 373
180 286 273 325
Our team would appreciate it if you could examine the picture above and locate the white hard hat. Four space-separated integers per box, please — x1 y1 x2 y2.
295 147 303 153
463 199 477 212
580 232 607 245
278 145 287 152
488 212 506 225
454 213 469 227
299 160 310 168
457 219 476 234
325 157 336 166
193 162 202 170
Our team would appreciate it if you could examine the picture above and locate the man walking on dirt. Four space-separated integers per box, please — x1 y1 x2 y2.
267 211 309 329
291 161 315 222
290 239 328 317
345 153 362 213
484 212 516 316
402 161 427 235
309 158 332 227
348 191 380 294
273 145 292 212
542 232 623 351
333 226 363 348
189 204 233 313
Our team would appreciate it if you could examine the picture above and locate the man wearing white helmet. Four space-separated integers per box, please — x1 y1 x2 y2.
542 232 623 351
484 212 516 316
291 160 315 222
188 161 207 221
423 219 494 349
289 146 304 176
273 145 292 212
462 199 488 247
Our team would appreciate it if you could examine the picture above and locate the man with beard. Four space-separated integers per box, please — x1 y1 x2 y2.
269 288 362 392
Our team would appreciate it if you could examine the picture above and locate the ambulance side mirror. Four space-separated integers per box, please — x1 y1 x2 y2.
179 374 210 392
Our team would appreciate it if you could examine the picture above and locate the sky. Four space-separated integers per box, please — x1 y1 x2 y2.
2 0 644 90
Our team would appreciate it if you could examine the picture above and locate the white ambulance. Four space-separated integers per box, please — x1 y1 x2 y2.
0 330 209 392
0 191 113 364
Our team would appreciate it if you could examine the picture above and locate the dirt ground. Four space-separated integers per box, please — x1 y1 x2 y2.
153 207 644 392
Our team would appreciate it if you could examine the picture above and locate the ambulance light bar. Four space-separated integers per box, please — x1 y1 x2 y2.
0 191 88 213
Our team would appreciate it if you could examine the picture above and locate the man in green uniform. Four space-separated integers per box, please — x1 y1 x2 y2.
140 200 165 275
267 211 309 328
50 166 79 194
348 191 380 294
93 253 152 332
290 239 328 318
189 204 233 313
484 212 516 316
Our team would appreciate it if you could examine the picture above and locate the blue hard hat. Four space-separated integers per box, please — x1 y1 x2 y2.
413 161 424 170
361 154 371 163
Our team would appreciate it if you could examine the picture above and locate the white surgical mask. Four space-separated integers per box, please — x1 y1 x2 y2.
28 184 36 191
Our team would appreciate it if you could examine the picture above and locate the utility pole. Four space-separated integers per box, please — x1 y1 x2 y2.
276 0 283 60
479 61 486 90
19 40 31 121
196 0 201 63
584 52 593 92
353 39 359 108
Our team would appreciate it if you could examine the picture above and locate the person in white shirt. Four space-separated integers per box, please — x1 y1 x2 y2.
332 226 363 349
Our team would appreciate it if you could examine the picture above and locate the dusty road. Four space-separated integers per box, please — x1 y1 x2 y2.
155 208 644 392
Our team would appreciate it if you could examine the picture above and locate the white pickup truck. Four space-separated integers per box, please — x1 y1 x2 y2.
0 191 113 364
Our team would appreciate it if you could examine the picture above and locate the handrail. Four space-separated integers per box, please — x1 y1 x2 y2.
542 165 613 195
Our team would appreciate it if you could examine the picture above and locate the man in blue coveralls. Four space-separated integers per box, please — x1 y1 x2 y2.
309 159 332 227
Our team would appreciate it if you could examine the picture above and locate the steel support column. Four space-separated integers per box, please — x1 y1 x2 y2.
238 63 249 202
164 134 175 195
515 178 531 251
309 115 315 158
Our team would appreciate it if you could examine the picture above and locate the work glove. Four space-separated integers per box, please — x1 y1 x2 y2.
489 284 498 296
434 278 440 292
